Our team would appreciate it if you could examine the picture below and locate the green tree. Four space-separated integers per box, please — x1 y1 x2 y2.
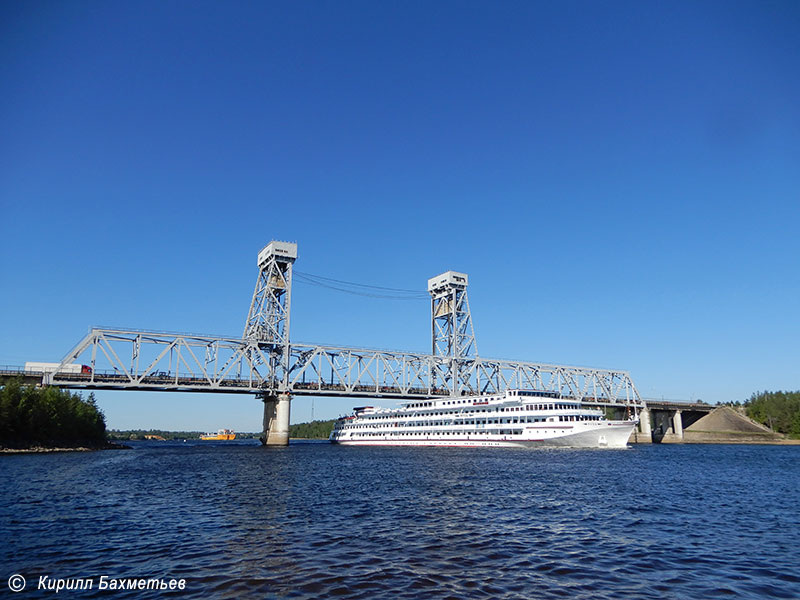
0 380 107 447
290 419 336 439
745 390 800 438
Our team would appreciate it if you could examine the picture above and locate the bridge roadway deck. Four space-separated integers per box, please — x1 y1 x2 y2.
641 399 714 412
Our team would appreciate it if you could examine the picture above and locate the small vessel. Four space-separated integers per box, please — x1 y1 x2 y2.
329 389 637 448
200 429 236 441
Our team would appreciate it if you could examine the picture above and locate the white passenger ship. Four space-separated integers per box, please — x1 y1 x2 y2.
330 390 637 449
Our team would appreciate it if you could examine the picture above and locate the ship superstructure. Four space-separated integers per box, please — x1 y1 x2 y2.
330 390 636 448
200 429 236 441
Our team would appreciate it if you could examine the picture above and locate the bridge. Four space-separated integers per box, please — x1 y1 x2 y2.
4 241 657 445
636 399 715 443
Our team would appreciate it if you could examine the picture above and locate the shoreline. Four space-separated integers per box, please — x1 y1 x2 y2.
681 439 800 445
1 442 131 454
4 440 796 453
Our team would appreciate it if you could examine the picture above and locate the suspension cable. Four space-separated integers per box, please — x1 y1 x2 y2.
293 270 430 300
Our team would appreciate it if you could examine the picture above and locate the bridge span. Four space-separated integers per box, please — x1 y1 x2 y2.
634 399 715 443
7 241 646 445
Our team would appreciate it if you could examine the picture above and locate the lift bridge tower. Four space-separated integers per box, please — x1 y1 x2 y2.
244 240 296 445
428 271 476 395
40 240 643 445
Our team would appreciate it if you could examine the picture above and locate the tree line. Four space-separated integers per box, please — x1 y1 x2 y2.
106 430 262 440
289 419 335 439
107 429 205 441
745 391 800 438
0 380 107 447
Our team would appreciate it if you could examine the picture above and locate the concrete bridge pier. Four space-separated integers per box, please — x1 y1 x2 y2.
672 409 684 439
260 393 291 446
657 408 684 443
647 407 685 443
634 407 653 443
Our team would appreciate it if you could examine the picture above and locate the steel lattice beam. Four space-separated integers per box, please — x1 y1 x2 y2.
44 327 643 407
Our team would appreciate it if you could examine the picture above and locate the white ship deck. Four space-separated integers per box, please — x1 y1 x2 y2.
330 390 637 449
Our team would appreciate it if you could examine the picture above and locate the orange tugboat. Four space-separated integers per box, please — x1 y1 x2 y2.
200 429 236 441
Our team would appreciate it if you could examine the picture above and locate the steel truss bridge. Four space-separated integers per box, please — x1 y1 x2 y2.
45 327 640 406
10 241 642 444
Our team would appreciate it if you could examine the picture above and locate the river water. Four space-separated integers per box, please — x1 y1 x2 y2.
2 441 799 599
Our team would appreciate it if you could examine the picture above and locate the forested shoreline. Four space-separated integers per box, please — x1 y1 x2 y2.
106 430 261 440
289 419 335 439
745 391 800 438
0 380 108 449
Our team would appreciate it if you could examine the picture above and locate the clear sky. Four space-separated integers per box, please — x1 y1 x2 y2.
1 1 798 432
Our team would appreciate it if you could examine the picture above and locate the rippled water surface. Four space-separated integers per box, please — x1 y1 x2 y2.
2 442 799 599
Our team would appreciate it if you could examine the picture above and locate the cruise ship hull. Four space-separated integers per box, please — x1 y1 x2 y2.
331 422 636 449
330 390 638 449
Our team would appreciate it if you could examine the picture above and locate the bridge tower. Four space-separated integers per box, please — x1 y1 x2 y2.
428 271 476 395
245 240 297 446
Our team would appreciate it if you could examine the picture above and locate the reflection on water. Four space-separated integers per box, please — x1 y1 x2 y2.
2 442 799 599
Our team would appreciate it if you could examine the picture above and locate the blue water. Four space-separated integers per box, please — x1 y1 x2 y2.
2 441 799 599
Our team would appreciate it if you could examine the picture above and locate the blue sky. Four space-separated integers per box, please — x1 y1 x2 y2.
1 1 798 431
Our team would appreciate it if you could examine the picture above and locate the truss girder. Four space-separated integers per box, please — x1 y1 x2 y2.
47 328 642 407
49 328 277 392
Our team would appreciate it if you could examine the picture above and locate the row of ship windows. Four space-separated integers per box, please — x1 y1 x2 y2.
340 420 536 429
406 399 503 409
365 404 584 420
407 392 561 410
343 430 526 436
407 399 567 409
338 415 601 430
